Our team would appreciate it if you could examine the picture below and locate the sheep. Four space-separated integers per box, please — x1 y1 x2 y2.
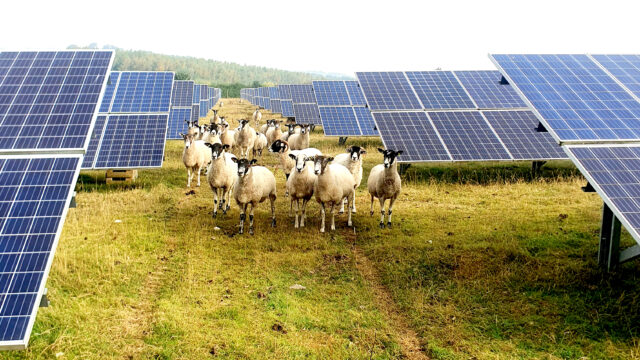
260 119 274 135
231 158 277 235
220 123 236 149
268 140 322 180
186 120 199 137
286 153 317 228
180 132 212 188
205 143 237 217
237 119 257 158
212 110 221 124
252 132 268 158
266 120 283 145
312 155 355 232
333 146 367 213
281 124 299 141
253 109 262 128
205 123 221 144
288 124 311 150
197 124 208 140
367 148 403 229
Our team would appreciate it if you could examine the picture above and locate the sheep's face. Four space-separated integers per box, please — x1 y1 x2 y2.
286 124 296 134
348 146 367 161
234 158 257 177
378 148 404 168
239 119 249 129
182 133 195 149
269 140 287 153
300 124 310 134
313 156 333 175
289 154 307 173
267 120 275 128
209 124 219 136
207 143 229 160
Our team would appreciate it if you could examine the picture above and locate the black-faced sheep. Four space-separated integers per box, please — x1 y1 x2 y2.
286 153 317 228
312 155 355 232
333 146 366 213
231 158 277 235
367 148 403 228
181 132 212 188
205 143 237 217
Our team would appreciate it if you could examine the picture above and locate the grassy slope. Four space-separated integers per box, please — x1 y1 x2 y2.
3 99 640 359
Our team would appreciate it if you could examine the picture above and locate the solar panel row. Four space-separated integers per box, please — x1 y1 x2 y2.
312 80 377 137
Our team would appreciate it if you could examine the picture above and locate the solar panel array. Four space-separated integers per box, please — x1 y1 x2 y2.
199 84 209 118
166 80 194 140
356 70 565 162
82 71 173 169
313 80 378 137
0 50 114 350
290 85 320 124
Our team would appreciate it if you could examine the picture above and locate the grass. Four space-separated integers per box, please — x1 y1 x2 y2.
3 98 640 359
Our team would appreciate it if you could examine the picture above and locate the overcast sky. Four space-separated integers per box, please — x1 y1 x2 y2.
2 0 639 76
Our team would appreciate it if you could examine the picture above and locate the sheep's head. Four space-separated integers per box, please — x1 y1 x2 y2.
266 119 275 128
239 119 249 129
347 146 367 161
300 124 310 134
275 120 283 129
206 143 230 160
231 158 258 177
285 124 296 134
269 140 288 153
378 148 403 168
288 153 309 173
312 155 333 175
180 133 196 148
208 123 219 136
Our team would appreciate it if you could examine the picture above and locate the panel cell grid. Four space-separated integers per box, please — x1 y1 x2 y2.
345 81 367 106
354 107 378 136
290 85 315 104
278 85 292 100
98 72 120 113
109 72 173 113
454 71 527 109
167 108 192 140
81 115 107 168
270 99 282 114
281 100 294 117
293 103 320 124
406 71 475 109
170 81 194 107
319 107 360 136
313 81 350 106
373 112 450 161
356 72 422 111
592 55 640 99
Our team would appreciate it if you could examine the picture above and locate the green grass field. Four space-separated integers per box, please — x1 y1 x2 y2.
4 99 640 359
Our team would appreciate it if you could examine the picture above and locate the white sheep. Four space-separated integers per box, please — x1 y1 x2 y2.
367 148 403 229
280 124 299 141
205 143 237 217
266 120 283 146
220 123 236 149
212 110 221 124
252 132 268 158
237 119 257 158
260 119 274 135
285 153 317 228
253 109 262 128
288 124 311 150
333 146 366 213
186 120 199 137
268 140 322 181
231 158 277 235
180 132 212 188
205 124 222 144
312 155 355 232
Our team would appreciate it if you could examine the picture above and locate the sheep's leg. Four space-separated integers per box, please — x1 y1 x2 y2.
320 203 326 233
187 168 192 188
289 196 293 216
352 191 357 213
387 194 398 229
270 194 276 228
239 203 247 234
226 187 232 212
196 165 201 187
347 196 353 228
330 203 336 231
379 198 386 229
248 203 255 235
301 199 308 228
293 199 300 229
221 188 229 215
370 195 374 216
212 188 219 218
339 198 345 214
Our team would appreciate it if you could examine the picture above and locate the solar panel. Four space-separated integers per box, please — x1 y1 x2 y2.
166 80 194 140
271 99 282 114
0 50 114 152
454 71 528 109
167 108 192 140
81 115 107 168
290 85 315 103
490 54 640 143
293 103 320 124
191 105 200 121
98 72 120 113
281 100 294 117
354 107 378 136
109 72 173 113
428 111 511 161
269 87 279 99
592 55 640 99
192 84 200 105
566 144 640 248
313 81 351 106
199 100 208 117
170 81 193 107
0 154 82 349
345 81 367 106
93 114 168 169
278 85 292 100
373 112 450 162
406 71 475 109
319 107 361 136
199 85 208 100
482 110 567 160
355 72 422 111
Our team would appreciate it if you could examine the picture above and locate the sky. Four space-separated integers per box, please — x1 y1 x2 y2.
2 0 639 76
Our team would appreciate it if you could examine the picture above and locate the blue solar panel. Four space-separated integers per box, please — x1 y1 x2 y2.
293 103 320 124
269 87 279 99
81 115 107 168
0 155 81 349
345 81 367 106
199 85 208 100
199 100 208 117
354 107 378 136
192 105 199 121
490 54 640 143
313 81 351 106
454 71 528 109
98 72 120 113
281 100 294 117
406 71 475 109
94 114 168 169
167 108 192 140
482 110 567 160
171 81 194 107
592 55 640 99
290 85 315 104
278 85 292 100
319 107 361 136
271 99 282 114
0 50 114 151
566 145 640 247
192 84 200 105
109 72 173 113
373 112 450 161
428 111 511 161
356 72 421 111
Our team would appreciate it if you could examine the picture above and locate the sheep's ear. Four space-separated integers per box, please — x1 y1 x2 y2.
327 157 334 162
179 133 185 137
231 157 239 163
360 149 367 154
255 131 260 135
222 144 230 151
377 148 385 154
396 150 403 155
250 159 258 165
205 142 215 148
288 154 297 160
345 147 351 153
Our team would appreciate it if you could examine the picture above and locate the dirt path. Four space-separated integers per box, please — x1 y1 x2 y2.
349 241 429 360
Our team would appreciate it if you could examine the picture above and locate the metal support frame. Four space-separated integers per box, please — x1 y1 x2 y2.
599 203 622 271
531 161 546 176
582 182 596 193
398 163 411 175
39 288 49 307
69 192 77 208
338 137 348 145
